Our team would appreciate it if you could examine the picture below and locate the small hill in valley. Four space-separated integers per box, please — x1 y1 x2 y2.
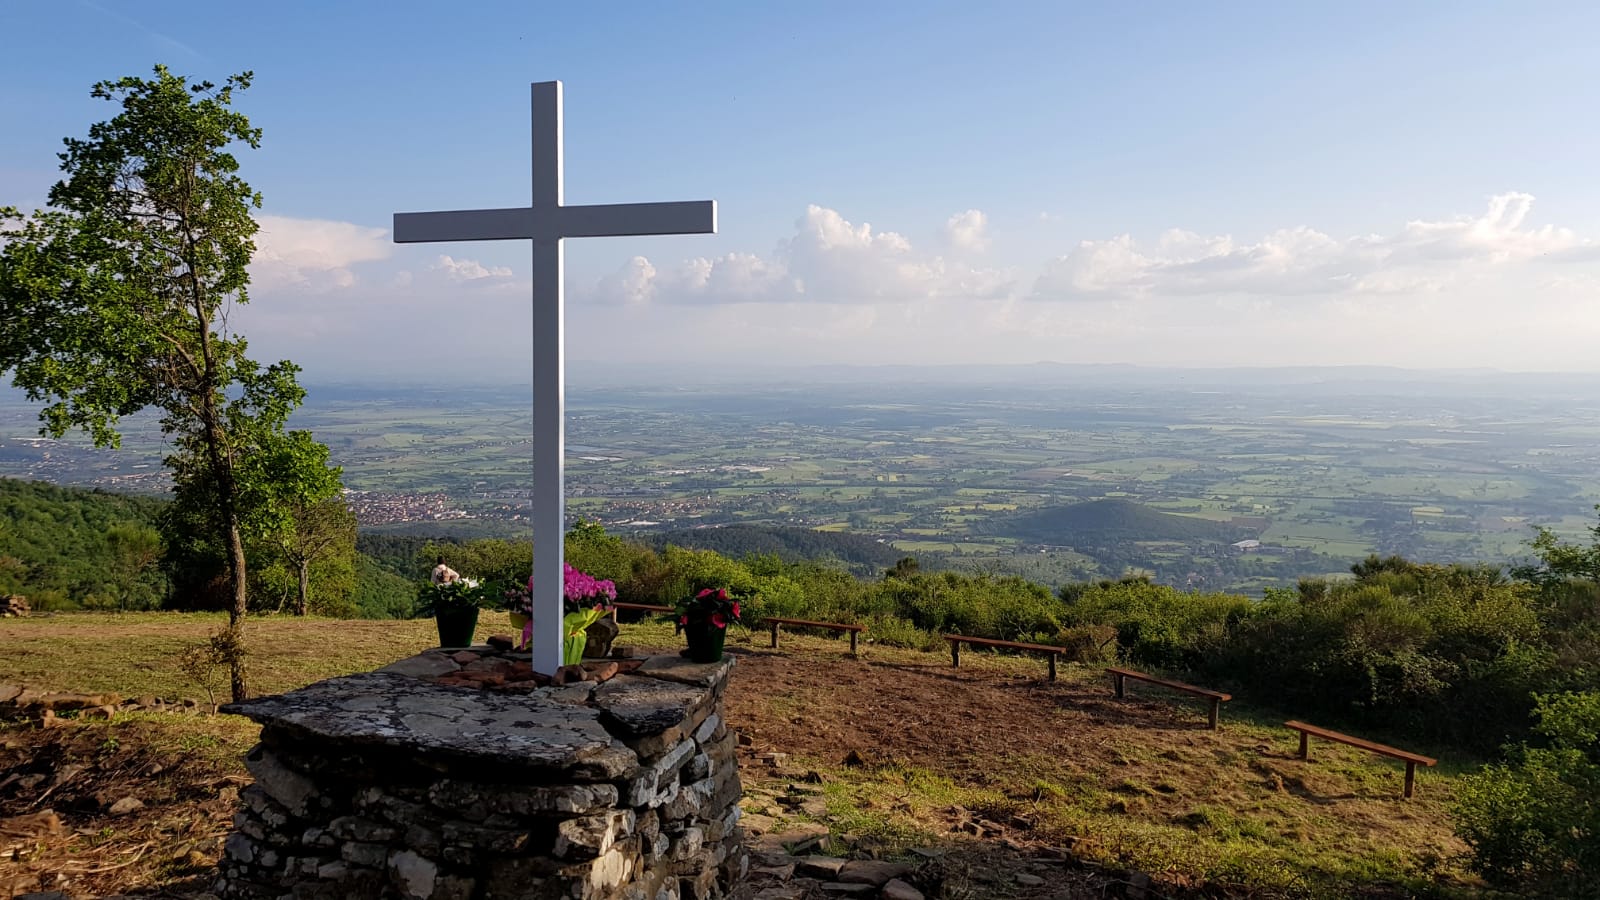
643 524 910 575
987 498 1246 545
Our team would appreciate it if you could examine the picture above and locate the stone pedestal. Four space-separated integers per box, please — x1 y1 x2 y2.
217 652 745 900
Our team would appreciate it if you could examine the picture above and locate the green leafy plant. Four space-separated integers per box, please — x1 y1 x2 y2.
414 578 498 617
1454 691 1600 895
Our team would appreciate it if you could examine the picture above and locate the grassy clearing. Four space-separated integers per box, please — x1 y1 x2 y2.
4 615 1484 898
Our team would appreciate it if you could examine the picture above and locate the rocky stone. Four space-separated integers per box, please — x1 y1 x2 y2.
388 849 437 898
554 810 635 860
378 652 462 679
340 841 388 868
794 856 847 879
818 884 874 896
836 860 911 887
224 672 634 778
1126 871 1152 900
882 878 925 900
592 675 708 739
328 815 397 843
107 796 145 816
243 746 318 817
485 634 516 651
1015 873 1045 886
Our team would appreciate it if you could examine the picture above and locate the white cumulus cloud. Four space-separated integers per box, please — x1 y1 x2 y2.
583 205 1013 307
944 209 990 252
432 254 514 281
250 214 391 291
1033 192 1588 301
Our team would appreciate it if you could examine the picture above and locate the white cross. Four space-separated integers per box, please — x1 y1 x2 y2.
394 81 716 675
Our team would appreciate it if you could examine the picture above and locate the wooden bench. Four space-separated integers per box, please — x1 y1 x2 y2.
1106 666 1232 729
1285 720 1437 799
608 602 674 621
764 617 867 657
943 634 1065 681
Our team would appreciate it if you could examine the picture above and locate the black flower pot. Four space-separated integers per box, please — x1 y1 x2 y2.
435 607 479 649
683 623 727 663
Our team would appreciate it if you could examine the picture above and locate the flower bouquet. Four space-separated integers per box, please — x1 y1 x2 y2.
676 587 742 663
514 564 617 664
416 577 495 648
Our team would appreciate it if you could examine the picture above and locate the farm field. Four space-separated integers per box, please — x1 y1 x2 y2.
4 369 1599 592
1 613 1476 898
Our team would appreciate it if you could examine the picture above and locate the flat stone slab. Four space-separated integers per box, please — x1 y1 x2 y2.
590 674 708 739
223 672 632 775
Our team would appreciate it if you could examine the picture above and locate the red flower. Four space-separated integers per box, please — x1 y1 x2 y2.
710 613 728 628
679 615 688 625
696 588 715 599
731 602 741 618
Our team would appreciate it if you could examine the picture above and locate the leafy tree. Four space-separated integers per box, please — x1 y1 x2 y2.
0 66 295 701
1455 691 1600 894
254 432 351 616
1516 508 1600 588
105 522 163 610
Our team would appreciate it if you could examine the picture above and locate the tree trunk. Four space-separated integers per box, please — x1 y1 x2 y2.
225 518 249 701
296 559 310 617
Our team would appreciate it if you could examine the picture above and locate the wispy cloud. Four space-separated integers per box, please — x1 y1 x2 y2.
79 0 205 61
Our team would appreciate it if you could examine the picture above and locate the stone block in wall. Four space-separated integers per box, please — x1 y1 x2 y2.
243 746 318 818
555 809 636 860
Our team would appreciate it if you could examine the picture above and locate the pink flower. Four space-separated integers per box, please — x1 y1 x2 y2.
710 613 727 629
731 602 741 619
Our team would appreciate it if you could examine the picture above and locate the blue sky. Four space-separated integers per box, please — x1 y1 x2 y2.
4 1 1600 379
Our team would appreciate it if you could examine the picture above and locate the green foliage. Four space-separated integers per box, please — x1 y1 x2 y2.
1061 578 1248 669
0 479 168 609
413 578 500 617
424 538 530 586
350 556 417 619
0 66 296 701
1455 691 1600 895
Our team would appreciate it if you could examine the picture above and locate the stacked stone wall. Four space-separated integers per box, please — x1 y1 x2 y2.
217 654 745 900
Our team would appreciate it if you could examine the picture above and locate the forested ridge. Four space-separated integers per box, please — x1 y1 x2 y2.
0 478 168 608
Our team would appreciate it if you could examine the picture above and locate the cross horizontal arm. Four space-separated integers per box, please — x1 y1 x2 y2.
560 200 716 238
393 208 537 243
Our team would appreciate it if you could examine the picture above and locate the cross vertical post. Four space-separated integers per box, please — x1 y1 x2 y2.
393 80 716 675
530 82 565 677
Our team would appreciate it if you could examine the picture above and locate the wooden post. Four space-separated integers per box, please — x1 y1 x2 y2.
1112 671 1125 698
1047 654 1057 681
951 640 960 668
1207 699 1219 730
1404 762 1416 799
1298 730 1309 760
849 630 859 658
769 621 780 649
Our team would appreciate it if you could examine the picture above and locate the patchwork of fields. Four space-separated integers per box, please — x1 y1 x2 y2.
4 373 1598 593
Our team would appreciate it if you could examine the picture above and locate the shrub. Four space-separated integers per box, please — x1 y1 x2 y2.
1455 691 1600 895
